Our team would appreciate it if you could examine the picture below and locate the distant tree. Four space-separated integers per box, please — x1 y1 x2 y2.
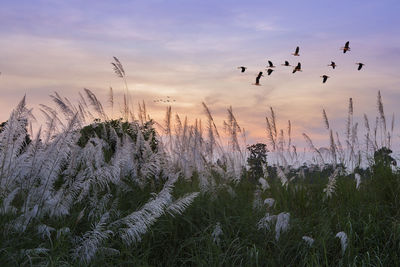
247 143 268 183
77 118 159 162
372 147 396 172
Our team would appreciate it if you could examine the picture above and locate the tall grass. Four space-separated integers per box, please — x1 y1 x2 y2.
0 60 398 265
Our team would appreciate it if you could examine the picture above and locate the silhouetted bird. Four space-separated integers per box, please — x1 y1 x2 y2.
292 46 300 56
293 62 302 73
238 66 247 73
254 72 263 85
321 75 329 83
154 97 177 103
328 61 337 69
356 63 364 70
267 61 276 68
266 69 274 76
341 41 350 53
282 61 291 66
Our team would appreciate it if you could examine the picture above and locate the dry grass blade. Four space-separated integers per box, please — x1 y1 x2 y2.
287 120 292 150
50 92 75 120
108 87 114 118
164 106 172 136
335 131 345 165
346 98 353 142
202 102 221 139
224 106 242 152
270 107 277 138
303 133 324 165
364 114 370 132
111 57 125 78
322 109 330 130
373 116 378 149
84 88 106 120
138 101 148 125
265 117 276 151
329 129 337 165
111 63 123 78
377 91 386 132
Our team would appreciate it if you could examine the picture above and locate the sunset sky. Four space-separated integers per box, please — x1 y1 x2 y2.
1 0 399 147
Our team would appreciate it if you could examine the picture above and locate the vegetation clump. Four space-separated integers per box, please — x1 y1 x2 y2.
246 143 268 183
1 90 399 266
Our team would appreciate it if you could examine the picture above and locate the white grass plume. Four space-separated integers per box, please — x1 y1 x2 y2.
277 166 288 187
323 168 340 198
275 212 290 241
72 212 113 264
335 231 348 255
84 88 106 120
354 173 361 189
37 224 55 240
212 222 223 245
264 198 275 208
166 192 199 217
112 174 178 246
265 117 276 151
257 212 277 231
302 236 314 247
258 177 270 191
1 187 19 214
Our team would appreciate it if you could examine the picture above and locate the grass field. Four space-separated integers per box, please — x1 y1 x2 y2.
0 90 399 266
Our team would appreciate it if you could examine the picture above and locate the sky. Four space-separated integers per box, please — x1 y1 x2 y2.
0 0 400 147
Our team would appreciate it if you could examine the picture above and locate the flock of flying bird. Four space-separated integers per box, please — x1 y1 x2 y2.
153 96 176 103
238 41 365 85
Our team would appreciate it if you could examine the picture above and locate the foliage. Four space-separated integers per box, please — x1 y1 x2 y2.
373 147 396 170
246 143 268 183
77 119 158 162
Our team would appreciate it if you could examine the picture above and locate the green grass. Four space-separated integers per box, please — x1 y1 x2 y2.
1 165 400 266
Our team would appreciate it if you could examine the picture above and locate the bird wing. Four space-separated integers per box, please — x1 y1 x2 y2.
345 41 349 48
295 46 299 53
268 61 273 67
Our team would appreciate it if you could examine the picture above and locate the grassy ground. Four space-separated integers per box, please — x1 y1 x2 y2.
118 167 400 266
2 163 399 266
